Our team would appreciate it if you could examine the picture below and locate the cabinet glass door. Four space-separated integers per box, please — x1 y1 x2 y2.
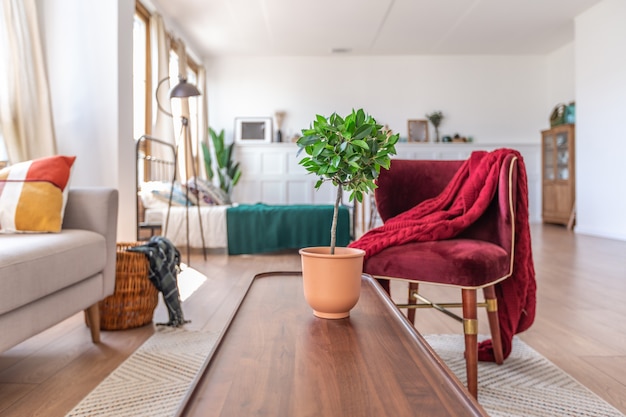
543 134 555 180
556 132 569 180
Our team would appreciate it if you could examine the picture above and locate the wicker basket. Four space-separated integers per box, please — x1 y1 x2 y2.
98 242 158 330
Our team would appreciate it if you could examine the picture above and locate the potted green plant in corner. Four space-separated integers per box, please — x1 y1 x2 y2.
202 127 242 201
297 108 399 319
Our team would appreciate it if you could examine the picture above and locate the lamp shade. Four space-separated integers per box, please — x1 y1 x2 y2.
170 76 201 98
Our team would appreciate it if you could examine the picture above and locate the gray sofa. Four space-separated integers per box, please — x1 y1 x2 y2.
0 187 118 353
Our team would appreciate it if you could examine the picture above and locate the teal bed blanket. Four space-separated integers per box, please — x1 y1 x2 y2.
226 204 351 255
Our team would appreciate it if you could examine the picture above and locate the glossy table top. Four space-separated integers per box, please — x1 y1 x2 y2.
181 272 487 417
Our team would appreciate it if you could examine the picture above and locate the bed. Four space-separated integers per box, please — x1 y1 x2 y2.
136 135 231 250
136 135 352 255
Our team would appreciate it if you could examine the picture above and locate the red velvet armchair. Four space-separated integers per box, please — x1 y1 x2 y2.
350 150 536 399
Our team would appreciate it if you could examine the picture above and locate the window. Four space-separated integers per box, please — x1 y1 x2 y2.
168 48 181 134
169 41 201 154
187 64 200 152
133 1 203 154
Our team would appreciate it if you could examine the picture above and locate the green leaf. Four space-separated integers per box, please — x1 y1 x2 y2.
208 127 242 195
201 141 213 180
355 109 366 125
312 141 325 157
297 135 314 147
351 139 369 150
232 168 242 186
348 160 360 169
353 124 372 140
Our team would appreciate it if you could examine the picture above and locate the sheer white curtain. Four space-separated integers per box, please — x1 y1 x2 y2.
174 42 208 182
174 39 195 182
0 0 56 163
149 13 175 147
146 15 207 183
197 66 208 179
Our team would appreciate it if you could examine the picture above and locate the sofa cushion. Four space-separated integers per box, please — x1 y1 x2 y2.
0 229 106 314
0 155 75 233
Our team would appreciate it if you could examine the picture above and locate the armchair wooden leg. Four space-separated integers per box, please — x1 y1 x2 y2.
483 285 504 364
407 282 418 324
462 288 478 399
85 303 102 343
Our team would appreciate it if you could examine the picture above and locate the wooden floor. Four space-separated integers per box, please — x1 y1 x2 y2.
1 224 625 416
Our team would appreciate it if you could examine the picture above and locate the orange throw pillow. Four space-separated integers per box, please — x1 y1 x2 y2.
0 155 76 233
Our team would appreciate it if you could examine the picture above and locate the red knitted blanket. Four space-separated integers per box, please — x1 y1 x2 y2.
349 148 536 361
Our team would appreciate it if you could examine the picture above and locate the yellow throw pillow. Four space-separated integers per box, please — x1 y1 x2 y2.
0 155 76 233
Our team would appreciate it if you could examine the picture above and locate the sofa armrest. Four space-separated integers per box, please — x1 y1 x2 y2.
63 187 119 296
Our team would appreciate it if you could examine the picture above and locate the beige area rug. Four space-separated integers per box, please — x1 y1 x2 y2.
65 327 218 417
424 334 625 417
67 328 623 417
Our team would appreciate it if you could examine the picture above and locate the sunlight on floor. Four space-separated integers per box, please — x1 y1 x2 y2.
178 263 207 301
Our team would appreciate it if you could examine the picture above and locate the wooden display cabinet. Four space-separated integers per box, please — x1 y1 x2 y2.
541 124 575 228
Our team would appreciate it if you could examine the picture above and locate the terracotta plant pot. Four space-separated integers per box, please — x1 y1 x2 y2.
299 246 366 319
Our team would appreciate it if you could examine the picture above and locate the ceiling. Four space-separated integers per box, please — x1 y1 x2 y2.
147 0 603 59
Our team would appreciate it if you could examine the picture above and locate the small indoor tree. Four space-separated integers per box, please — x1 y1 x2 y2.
297 109 399 254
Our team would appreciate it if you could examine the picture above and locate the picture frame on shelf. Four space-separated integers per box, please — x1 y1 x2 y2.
235 117 273 144
407 119 429 142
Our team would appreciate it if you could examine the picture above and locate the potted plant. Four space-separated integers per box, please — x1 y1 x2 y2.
425 111 444 143
202 127 242 199
297 109 399 318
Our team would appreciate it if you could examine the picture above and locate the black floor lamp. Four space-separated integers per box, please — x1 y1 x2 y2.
157 75 208 264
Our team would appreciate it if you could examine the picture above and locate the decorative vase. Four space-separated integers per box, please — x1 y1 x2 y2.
299 246 365 319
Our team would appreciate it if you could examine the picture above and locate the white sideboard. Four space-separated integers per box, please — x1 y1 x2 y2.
232 142 542 234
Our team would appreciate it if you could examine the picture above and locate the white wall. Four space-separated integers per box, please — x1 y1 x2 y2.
233 142 542 225
33 0 626 242
575 0 626 241
38 0 136 241
205 55 548 146
546 42 576 112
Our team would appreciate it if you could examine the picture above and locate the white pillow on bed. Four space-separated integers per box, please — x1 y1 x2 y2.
139 181 171 209
187 177 231 205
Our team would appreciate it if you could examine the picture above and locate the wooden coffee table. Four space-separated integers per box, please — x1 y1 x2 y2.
179 272 487 417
